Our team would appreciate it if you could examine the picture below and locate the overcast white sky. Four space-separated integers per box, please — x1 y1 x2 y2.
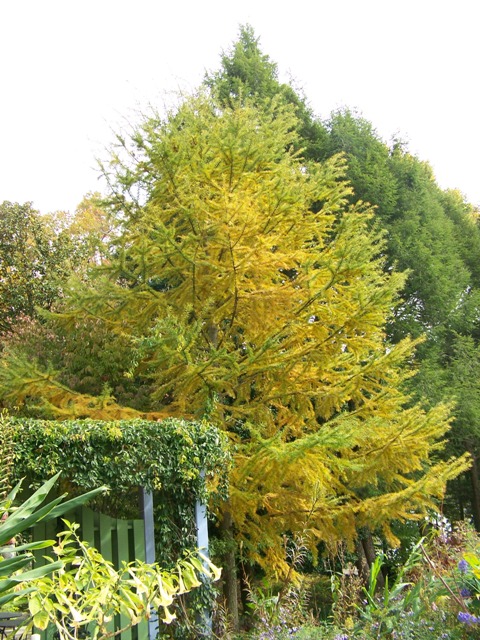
1 0 478 214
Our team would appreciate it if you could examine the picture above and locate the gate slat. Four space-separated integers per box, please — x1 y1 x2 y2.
116 519 132 640
132 519 148 640
32 507 149 640
32 521 46 569
81 506 95 544
99 513 115 638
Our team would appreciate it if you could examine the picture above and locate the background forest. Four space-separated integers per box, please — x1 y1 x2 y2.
2 26 480 639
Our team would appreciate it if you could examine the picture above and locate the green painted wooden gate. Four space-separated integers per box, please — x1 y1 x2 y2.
33 507 149 640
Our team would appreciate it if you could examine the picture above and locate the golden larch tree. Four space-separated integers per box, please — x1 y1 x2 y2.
0 96 468 582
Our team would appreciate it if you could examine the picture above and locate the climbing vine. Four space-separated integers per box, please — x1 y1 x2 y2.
8 418 231 561
10 418 229 496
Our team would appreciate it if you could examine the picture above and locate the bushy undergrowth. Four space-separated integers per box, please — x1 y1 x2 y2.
215 522 480 640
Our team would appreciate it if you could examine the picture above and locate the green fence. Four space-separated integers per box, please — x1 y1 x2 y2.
33 507 149 640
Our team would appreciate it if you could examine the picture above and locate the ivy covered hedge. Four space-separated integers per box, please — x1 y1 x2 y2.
9 417 230 499
8 417 231 564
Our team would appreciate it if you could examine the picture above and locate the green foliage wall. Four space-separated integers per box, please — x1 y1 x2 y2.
9 417 231 564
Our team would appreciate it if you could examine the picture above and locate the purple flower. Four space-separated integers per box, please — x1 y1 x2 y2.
458 559 469 573
460 587 472 597
457 611 480 625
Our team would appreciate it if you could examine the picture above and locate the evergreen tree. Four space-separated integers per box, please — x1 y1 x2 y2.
320 110 480 525
443 335 480 528
205 24 329 161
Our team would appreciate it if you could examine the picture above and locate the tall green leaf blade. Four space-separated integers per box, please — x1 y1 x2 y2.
46 485 107 520
0 554 32 576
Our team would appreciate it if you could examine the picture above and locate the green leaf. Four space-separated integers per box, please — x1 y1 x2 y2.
4 560 64 584
0 553 33 576
46 486 107 520
29 594 43 616
0 586 35 607
1 539 55 553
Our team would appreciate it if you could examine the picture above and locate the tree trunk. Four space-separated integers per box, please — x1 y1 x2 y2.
470 454 480 531
458 476 465 521
220 509 239 630
354 536 370 585
207 322 239 627
362 529 385 589
355 528 384 589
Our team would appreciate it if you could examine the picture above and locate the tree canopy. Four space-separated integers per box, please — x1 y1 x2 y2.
0 94 468 581
0 201 71 334
202 25 480 531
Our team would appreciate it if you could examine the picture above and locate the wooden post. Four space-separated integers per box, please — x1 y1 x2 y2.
195 493 209 558
195 470 212 634
141 489 158 640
